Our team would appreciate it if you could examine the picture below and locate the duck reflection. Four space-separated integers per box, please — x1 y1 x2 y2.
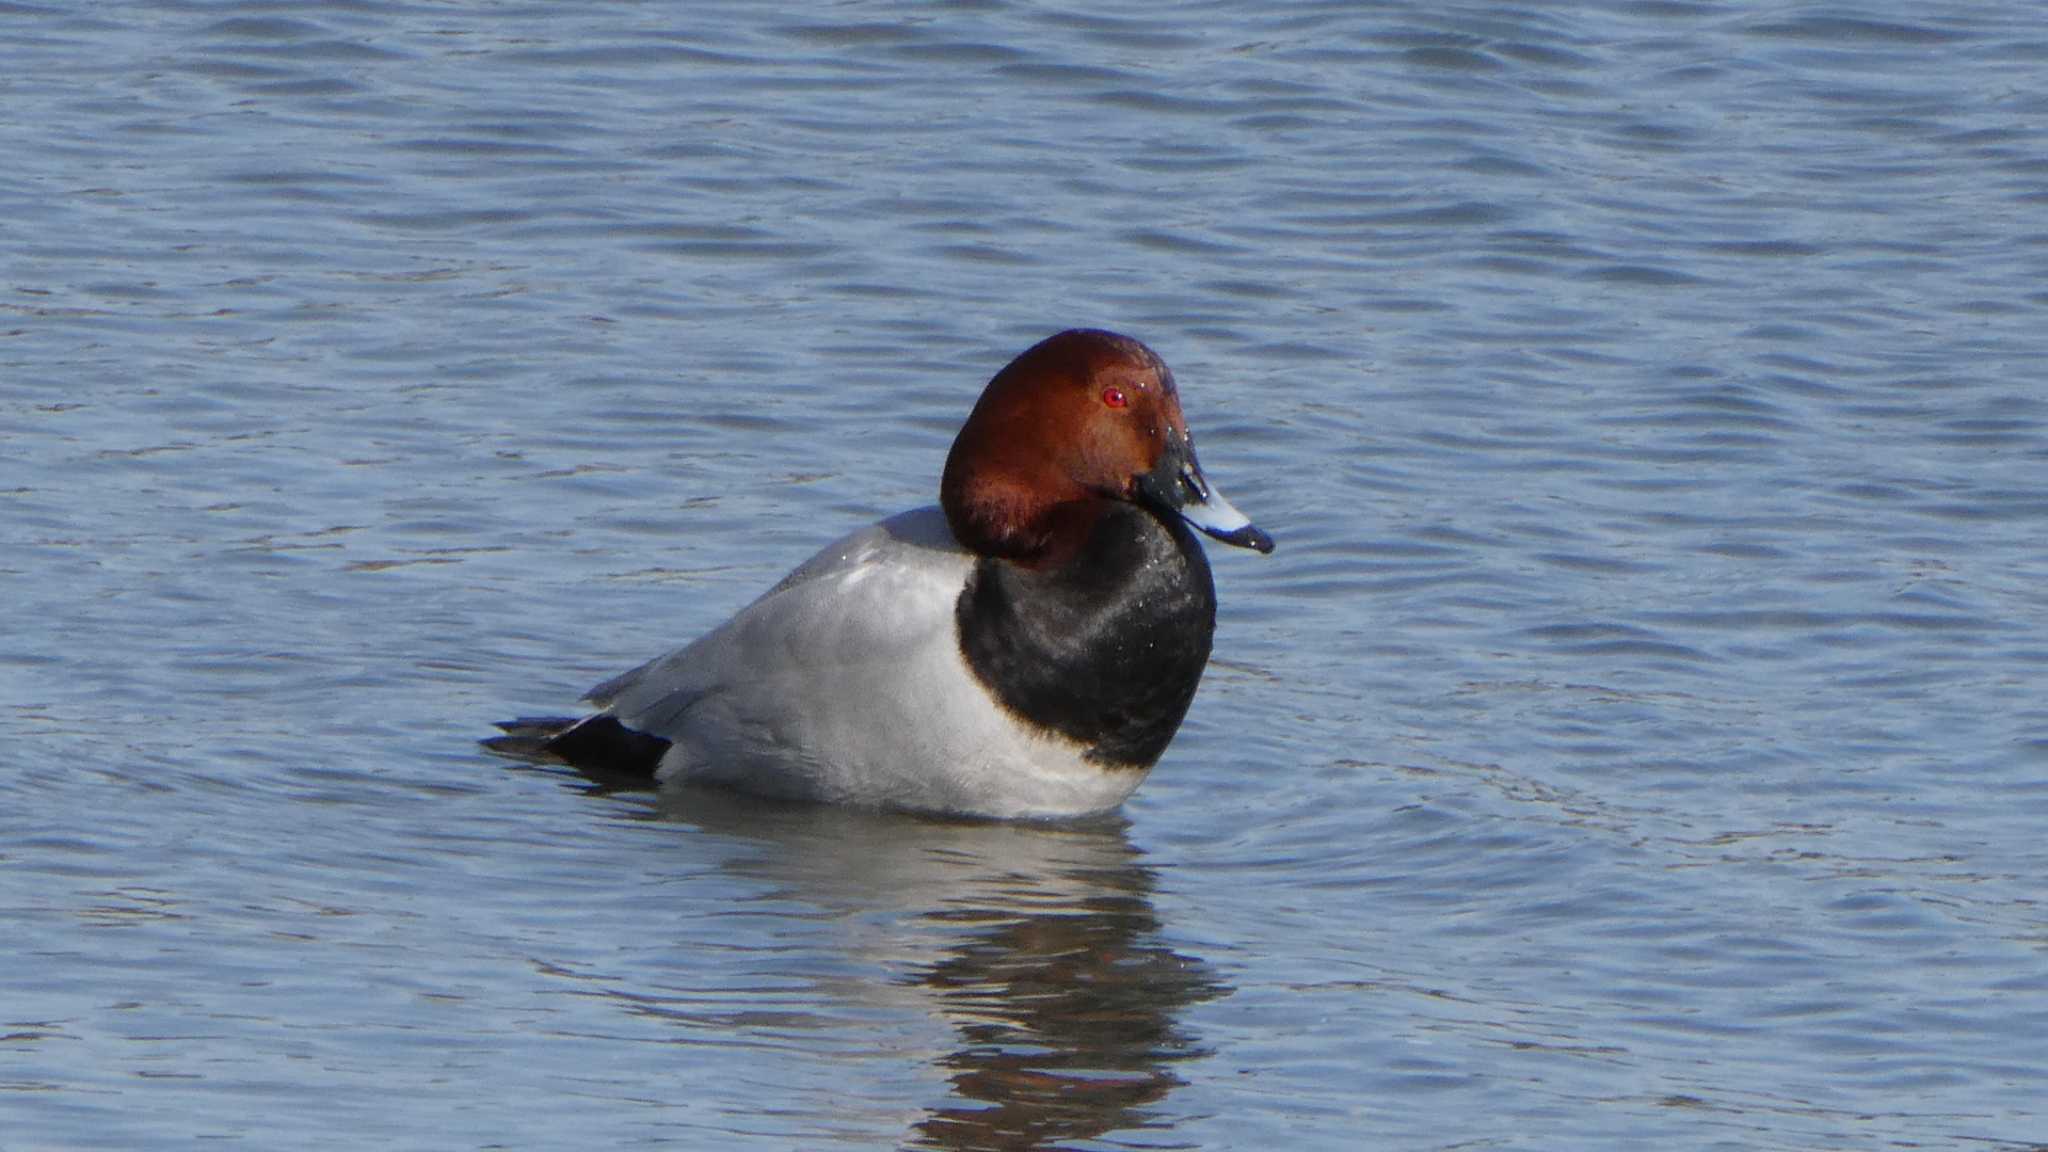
896 834 1223 1151
578 773 1226 1151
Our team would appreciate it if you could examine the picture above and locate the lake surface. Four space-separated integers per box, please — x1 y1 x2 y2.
6 2 2047 1148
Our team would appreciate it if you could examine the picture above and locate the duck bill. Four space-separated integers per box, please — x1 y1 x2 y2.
1177 467 1275 553
1140 433 1276 554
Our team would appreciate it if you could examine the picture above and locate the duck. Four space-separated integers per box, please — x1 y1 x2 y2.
486 328 1274 819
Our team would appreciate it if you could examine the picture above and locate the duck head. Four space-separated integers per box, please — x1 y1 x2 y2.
940 329 1275 563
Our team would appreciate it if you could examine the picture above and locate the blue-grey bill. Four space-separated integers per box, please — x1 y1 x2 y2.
1177 467 1275 553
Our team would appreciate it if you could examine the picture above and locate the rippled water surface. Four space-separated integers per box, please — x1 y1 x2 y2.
6 2 2047 1149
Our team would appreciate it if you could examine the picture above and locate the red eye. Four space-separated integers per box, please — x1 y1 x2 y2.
1102 387 1128 409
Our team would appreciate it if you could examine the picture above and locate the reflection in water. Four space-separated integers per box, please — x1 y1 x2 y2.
593 778 1226 1151
910 877 1221 1151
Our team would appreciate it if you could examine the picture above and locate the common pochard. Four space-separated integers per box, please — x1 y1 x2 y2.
487 329 1273 819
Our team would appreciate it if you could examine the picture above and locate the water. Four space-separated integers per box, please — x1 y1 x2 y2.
5 2 2047 1148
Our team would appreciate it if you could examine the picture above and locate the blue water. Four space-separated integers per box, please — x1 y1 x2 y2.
5 3 2046 1149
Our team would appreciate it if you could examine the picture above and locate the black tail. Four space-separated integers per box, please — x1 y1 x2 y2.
482 714 670 786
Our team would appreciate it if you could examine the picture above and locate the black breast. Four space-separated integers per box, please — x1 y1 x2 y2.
955 503 1218 769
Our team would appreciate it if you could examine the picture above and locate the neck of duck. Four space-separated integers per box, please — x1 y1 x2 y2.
941 467 1111 569
944 471 1219 770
